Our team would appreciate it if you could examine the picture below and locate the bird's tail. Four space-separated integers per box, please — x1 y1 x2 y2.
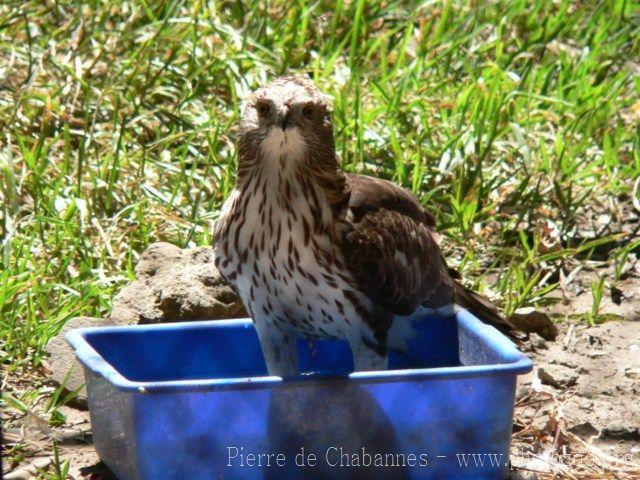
389 282 518 352
387 303 456 353
453 281 517 338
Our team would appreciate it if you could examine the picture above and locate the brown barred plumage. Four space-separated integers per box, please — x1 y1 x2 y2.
213 76 511 376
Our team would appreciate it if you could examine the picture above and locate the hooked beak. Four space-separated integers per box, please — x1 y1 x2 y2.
276 107 292 131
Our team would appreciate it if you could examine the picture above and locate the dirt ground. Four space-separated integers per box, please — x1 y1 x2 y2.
511 319 640 478
508 271 640 479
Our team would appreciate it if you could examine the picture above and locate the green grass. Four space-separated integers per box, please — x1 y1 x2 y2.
1 0 639 372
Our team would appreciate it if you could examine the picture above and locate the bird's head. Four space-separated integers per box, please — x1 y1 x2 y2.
237 76 336 179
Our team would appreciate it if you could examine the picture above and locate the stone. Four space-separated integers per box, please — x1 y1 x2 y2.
5 457 52 480
601 423 640 441
537 365 578 389
578 399 593 410
587 350 608 358
625 368 640 379
110 242 245 323
528 333 547 350
549 352 578 369
567 421 598 438
508 307 558 340
56 405 91 426
45 243 246 407
516 384 531 401
44 316 133 408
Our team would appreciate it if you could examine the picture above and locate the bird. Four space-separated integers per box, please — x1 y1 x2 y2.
213 75 513 376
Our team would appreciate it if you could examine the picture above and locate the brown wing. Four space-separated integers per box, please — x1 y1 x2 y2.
341 174 455 315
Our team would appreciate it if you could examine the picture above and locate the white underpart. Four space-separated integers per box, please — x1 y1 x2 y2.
262 127 306 161
216 129 461 373
214 127 383 376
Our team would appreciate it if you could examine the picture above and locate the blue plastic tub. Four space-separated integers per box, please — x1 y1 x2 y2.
66 310 532 480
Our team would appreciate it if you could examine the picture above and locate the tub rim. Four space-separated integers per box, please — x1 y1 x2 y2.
66 310 533 394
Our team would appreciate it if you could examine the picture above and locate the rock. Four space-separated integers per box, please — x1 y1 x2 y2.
56 405 91 426
537 365 578 389
528 333 547 350
601 423 640 441
45 243 245 407
625 368 640 379
508 307 558 341
587 350 608 358
578 399 593 410
5 457 52 480
52 427 92 445
568 421 598 438
110 242 245 323
549 354 577 369
45 316 133 408
610 285 623 305
516 384 531 401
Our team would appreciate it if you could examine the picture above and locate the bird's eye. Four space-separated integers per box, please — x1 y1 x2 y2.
302 103 315 119
255 101 270 117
